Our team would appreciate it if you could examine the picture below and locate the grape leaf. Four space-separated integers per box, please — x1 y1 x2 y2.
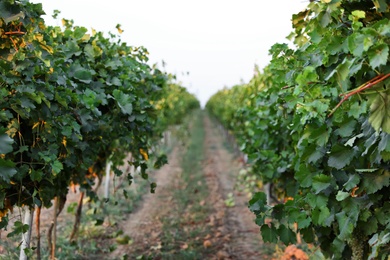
328 145 355 169
0 158 16 182
368 91 390 133
74 69 92 84
278 224 297 245
312 206 331 226
0 133 13 154
368 43 389 69
361 170 390 194
312 174 332 194
249 192 268 214
336 211 354 240
261 224 278 243
112 89 133 115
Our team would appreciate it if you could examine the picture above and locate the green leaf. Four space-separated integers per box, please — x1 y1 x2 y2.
249 192 268 214
378 133 390 152
278 224 297 245
312 174 332 194
154 154 168 169
306 193 328 208
336 58 352 81
348 101 367 119
297 216 311 229
330 238 346 259
0 158 17 182
0 133 13 154
368 91 390 133
335 119 356 138
336 191 350 201
272 204 285 221
30 169 43 182
348 33 366 57
372 19 390 37
295 164 313 188
112 90 133 115
150 182 157 193
368 43 389 69
261 224 278 243
7 221 30 238
336 211 354 240
309 125 329 146
328 145 355 170
301 144 324 164
363 217 378 236
51 160 63 175
361 170 390 194
301 227 315 243
351 10 366 20
73 27 88 40
320 10 331 28
74 69 93 84
343 174 360 191
55 92 68 108
312 206 331 226
296 66 318 87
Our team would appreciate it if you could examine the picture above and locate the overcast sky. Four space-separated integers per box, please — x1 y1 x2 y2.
30 0 309 106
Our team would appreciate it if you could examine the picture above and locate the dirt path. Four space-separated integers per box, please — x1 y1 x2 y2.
110 145 183 258
109 113 264 259
202 115 264 259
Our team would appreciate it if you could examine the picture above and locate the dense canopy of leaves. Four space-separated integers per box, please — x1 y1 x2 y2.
207 0 390 258
0 0 198 231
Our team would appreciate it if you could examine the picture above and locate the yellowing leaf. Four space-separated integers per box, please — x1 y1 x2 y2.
140 148 148 161
32 122 40 129
62 137 67 147
39 42 54 54
116 24 124 34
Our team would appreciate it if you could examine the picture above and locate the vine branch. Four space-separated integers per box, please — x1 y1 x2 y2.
328 72 390 117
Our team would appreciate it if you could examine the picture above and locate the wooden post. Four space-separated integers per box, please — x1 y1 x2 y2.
20 207 34 260
104 161 112 200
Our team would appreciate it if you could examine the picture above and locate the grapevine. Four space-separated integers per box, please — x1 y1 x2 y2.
0 0 199 257
207 0 390 258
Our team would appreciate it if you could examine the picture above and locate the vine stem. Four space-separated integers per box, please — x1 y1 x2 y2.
328 72 390 117
51 197 58 260
70 191 84 242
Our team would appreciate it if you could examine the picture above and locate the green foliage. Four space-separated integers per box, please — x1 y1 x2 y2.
207 0 390 258
0 0 199 233
154 81 200 131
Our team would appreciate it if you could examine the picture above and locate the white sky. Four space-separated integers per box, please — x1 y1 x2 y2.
30 0 309 106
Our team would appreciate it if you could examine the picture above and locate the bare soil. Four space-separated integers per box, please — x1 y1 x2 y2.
110 144 184 258
109 114 264 259
201 115 264 259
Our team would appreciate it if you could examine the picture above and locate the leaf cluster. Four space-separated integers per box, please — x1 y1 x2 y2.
0 0 177 229
207 0 390 258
